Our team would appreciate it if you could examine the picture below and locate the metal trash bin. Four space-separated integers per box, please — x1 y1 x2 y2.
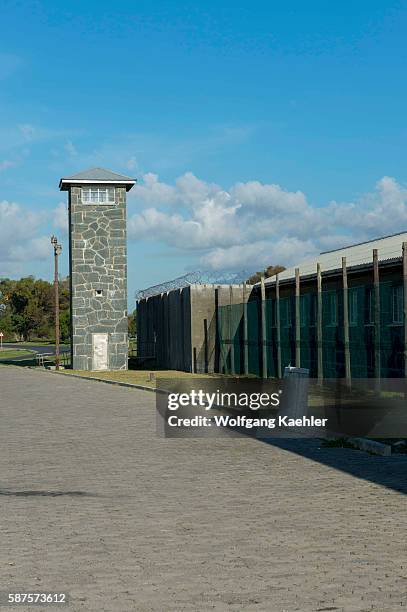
281 365 310 424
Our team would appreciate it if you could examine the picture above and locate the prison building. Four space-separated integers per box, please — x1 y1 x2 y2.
137 283 252 373
217 231 407 379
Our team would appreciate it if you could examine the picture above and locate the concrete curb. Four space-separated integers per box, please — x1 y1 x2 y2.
45 368 169 395
347 437 392 456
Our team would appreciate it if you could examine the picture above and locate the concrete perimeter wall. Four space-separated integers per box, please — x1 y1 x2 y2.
191 284 250 373
137 287 192 371
137 284 252 373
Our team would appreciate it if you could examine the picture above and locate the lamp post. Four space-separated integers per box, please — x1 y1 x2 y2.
51 236 62 370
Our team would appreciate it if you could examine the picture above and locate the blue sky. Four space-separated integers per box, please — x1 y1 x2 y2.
1 0 407 306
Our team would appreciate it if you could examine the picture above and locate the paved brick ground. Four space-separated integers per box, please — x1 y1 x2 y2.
0 366 406 612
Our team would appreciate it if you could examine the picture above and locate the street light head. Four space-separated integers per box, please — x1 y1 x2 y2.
51 235 57 246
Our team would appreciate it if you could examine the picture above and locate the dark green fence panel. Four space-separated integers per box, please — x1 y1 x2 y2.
218 304 230 374
265 299 277 377
247 300 261 376
231 302 243 374
216 279 406 378
348 283 374 378
299 293 317 375
279 295 295 371
380 280 403 377
321 288 344 377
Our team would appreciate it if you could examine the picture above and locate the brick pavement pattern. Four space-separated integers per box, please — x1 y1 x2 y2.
0 366 406 612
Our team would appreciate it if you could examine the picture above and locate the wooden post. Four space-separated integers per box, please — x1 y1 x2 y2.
403 243 407 378
317 263 323 382
219 286 225 374
342 257 351 383
295 268 301 368
203 318 208 374
214 287 220 373
276 273 282 378
260 273 267 378
243 282 249 375
217 286 225 374
229 285 235 375
373 249 381 382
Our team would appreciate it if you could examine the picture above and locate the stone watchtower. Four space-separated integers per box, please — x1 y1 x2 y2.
59 168 136 370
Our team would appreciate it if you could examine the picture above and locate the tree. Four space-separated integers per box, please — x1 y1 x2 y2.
0 281 14 339
0 276 71 341
128 309 137 336
59 309 71 342
247 265 286 285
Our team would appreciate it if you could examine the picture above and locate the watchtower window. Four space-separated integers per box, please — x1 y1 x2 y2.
81 187 115 204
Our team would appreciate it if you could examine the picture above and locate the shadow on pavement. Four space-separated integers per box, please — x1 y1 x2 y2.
0 489 98 497
262 437 407 495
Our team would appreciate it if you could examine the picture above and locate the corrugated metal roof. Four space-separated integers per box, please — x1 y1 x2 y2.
262 231 407 286
59 167 136 190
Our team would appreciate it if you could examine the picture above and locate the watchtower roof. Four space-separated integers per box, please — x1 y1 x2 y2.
59 167 136 191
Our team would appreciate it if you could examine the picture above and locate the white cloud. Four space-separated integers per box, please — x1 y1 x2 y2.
231 180 307 213
53 202 68 234
175 172 222 206
201 238 317 271
9 236 50 262
0 201 48 269
327 176 407 237
130 173 177 205
128 172 407 271
2 171 407 278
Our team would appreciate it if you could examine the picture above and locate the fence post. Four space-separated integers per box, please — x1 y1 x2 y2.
373 248 381 382
295 268 301 368
214 286 220 373
218 286 226 374
403 243 407 378
203 318 208 374
276 273 282 378
260 273 267 378
229 285 235 375
317 263 323 382
243 282 249 375
342 257 351 383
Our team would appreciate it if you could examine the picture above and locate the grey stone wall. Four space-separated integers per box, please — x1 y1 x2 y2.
69 186 128 370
